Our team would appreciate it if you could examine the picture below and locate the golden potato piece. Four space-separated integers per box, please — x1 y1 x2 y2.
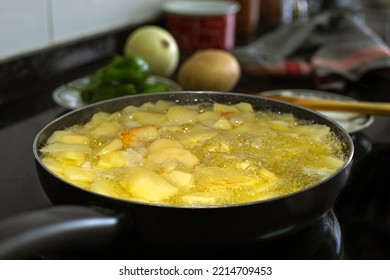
132 111 165 125
197 111 221 123
121 167 178 202
90 179 127 199
182 192 219 205
147 147 199 168
96 139 123 156
179 126 219 145
47 131 89 145
213 116 233 130
234 102 253 112
40 143 92 154
162 170 195 188
90 121 122 137
41 157 64 175
121 125 158 148
63 166 95 183
97 151 128 169
55 151 86 166
148 139 183 153
213 103 240 113
166 105 199 124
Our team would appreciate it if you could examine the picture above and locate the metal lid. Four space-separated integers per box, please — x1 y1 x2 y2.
163 0 240 16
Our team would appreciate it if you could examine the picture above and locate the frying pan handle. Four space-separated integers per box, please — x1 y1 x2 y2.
0 205 128 259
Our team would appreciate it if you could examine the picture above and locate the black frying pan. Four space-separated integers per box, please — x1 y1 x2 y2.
0 91 354 259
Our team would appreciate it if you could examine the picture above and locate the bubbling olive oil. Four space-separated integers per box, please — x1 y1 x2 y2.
40 101 347 206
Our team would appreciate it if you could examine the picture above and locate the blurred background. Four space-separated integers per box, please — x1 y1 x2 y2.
1 0 390 114
2 0 390 62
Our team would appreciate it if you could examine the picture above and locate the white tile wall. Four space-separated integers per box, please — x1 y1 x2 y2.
51 0 163 44
0 0 50 60
0 0 165 61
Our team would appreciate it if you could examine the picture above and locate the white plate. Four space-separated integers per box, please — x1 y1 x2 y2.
53 75 182 110
261 89 375 134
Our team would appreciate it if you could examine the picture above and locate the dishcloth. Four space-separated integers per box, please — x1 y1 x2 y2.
232 9 390 90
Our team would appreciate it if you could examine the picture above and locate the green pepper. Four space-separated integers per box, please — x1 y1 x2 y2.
80 55 170 103
80 69 106 102
100 55 150 85
88 68 105 87
89 83 137 102
80 86 94 102
138 82 170 93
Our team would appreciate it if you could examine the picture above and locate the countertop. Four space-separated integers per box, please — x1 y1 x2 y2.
1 19 390 258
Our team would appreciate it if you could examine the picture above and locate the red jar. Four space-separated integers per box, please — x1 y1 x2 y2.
163 0 240 54
236 0 260 36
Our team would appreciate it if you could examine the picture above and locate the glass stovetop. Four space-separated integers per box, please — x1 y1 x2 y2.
36 210 342 260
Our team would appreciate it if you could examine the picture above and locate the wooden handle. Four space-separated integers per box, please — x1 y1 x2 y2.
255 93 390 115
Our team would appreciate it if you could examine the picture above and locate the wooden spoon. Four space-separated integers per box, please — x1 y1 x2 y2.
255 93 390 115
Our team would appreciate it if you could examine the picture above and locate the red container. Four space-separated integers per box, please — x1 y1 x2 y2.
163 0 240 53
236 0 260 36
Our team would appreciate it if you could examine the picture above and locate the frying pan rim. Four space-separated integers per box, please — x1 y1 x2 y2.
32 91 354 210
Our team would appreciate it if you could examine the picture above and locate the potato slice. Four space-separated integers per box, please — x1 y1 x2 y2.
59 134 89 145
132 111 165 125
41 157 64 175
90 121 122 137
121 125 158 148
90 179 126 199
182 192 219 205
63 166 95 183
148 139 183 153
197 111 221 123
234 102 253 112
88 112 111 124
213 116 233 130
121 167 178 201
147 147 199 168
97 151 128 169
41 143 92 154
162 170 195 188
179 126 219 145
151 100 176 113
139 101 175 113
320 155 345 169
194 165 260 188
96 139 123 156
213 103 240 113
294 124 330 138
269 120 291 131
124 148 145 167
56 151 86 166
166 105 199 124
47 131 89 145
121 105 140 115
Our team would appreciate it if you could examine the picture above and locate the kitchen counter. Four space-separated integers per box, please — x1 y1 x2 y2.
1 18 390 258
1 65 390 259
